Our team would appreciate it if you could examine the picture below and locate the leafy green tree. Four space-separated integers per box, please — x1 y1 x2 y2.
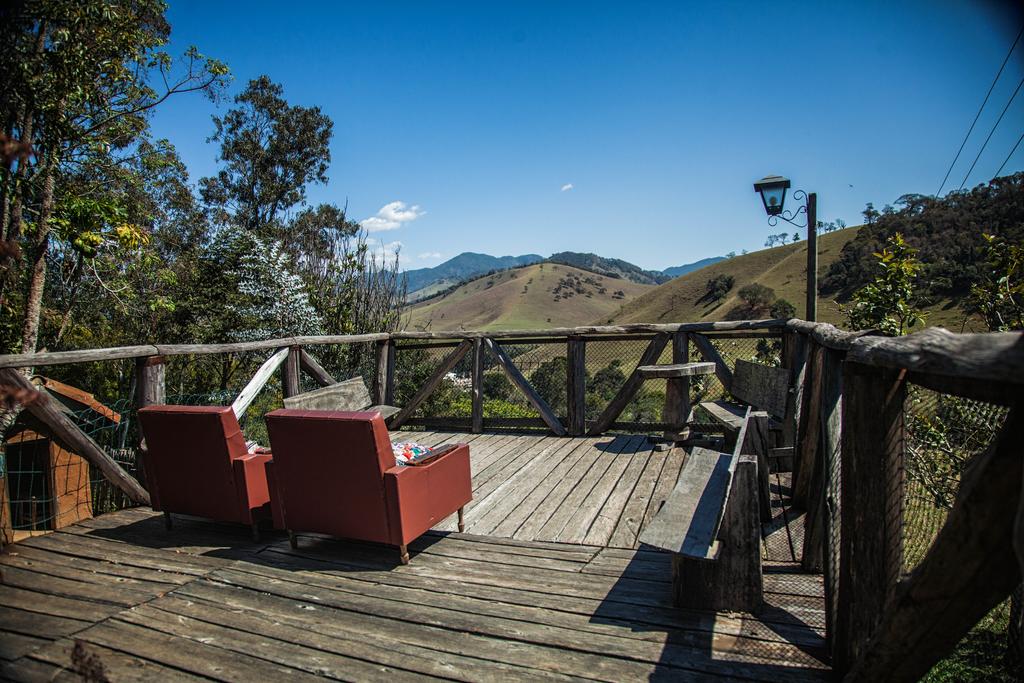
770 298 796 319
844 232 926 335
199 76 332 238
530 357 568 415
968 234 1023 332
483 372 514 401
0 0 228 353
737 283 775 314
703 274 734 302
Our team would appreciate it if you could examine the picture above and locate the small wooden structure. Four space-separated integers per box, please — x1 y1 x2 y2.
2 377 121 536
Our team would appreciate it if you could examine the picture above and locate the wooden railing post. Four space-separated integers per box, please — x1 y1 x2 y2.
567 336 586 436
281 345 301 399
135 355 166 409
471 338 484 433
835 360 906 674
662 331 690 441
375 339 395 406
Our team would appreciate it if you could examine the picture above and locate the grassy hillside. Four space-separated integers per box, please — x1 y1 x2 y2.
608 226 977 329
404 262 653 331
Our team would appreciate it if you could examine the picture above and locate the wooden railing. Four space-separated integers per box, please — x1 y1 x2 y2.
1 318 1022 681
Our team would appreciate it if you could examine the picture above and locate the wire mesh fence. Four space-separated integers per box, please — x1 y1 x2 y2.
902 385 1018 682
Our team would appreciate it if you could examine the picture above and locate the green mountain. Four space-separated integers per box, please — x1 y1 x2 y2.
403 252 543 296
662 256 727 278
547 252 671 285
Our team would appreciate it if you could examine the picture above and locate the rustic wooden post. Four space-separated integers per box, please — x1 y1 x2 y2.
375 339 396 406
298 349 336 387
781 329 805 450
281 345 301 399
834 360 906 674
471 338 485 433
135 356 166 409
793 340 823 508
662 331 690 441
566 336 586 436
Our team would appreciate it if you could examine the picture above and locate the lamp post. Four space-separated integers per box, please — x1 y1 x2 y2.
753 175 818 322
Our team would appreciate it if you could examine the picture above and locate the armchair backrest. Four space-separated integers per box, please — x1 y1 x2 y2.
137 405 248 520
263 409 396 542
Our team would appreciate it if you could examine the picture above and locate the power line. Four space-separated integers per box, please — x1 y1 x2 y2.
936 23 1024 196
958 74 1024 190
994 130 1024 178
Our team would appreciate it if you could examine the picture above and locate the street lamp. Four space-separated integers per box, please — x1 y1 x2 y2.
752 175 818 322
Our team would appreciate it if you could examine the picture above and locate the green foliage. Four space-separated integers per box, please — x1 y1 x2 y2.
968 234 1024 332
703 274 734 302
823 174 1024 307
199 76 333 237
737 282 775 314
843 232 926 335
483 372 515 401
770 298 795 319
530 357 568 415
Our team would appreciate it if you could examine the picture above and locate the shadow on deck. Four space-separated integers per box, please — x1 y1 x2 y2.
0 432 829 681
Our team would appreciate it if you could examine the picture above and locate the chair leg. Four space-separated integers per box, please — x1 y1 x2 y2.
164 512 172 530
288 531 298 550
250 522 261 543
457 506 465 533
399 544 410 565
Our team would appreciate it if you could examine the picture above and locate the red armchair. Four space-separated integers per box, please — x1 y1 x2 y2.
137 405 272 540
263 409 471 563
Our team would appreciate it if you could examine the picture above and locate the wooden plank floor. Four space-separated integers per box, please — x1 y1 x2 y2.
402 430 688 548
0 507 828 681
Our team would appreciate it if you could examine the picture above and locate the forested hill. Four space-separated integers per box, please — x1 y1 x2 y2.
546 252 672 285
822 173 1024 302
404 252 543 295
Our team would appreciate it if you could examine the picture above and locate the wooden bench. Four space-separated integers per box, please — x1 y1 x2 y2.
284 376 400 419
698 359 793 467
639 409 763 611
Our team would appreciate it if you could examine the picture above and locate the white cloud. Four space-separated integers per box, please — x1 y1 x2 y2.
418 251 442 259
561 183 574 192
360 200 425 232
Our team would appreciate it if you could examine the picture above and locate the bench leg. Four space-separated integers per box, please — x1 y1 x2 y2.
399 544 410 565
288 531 298 550
250 521 261 543
457 507 465 533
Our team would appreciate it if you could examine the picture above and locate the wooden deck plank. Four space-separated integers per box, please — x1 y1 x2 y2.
540 435 644 542
636 445 688 548
0 434 828 683
606 446 668 548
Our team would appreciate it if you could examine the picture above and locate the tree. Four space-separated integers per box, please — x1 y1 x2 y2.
200 76 332 238
844 232 926 336
530 356 568 415
792 232 800 242
0 0 228 353
737 283 775 314
862 202 880 226
702 274 734 303
968 233 1023 332
770 298 796 319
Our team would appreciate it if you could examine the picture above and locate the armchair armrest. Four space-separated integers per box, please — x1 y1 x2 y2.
383 443 472 546
232 453 272 520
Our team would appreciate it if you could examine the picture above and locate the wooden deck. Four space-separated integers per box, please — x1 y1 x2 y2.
0 432 827 681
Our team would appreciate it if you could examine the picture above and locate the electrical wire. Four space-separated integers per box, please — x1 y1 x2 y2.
993 130 1024 179
957 74 1024 190
936 23 1024 196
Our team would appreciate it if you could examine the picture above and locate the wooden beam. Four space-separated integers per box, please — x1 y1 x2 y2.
0 368 150 505
662 331 691 441
388 340 472 430
587 333 670 435
844 407 1023 682
471 338 484 433
834 360 906 674
566 337 586 436
134 356 165 408
793 342 824 509
231 347 290 420
299 349 336 387
390 319 790 340
374 339 395 406
740 411 773 523
485 339 567 436
638 362 714 379
691 333 734 394
281 346 301 399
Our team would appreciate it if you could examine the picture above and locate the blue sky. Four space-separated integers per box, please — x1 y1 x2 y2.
150 1 1024 271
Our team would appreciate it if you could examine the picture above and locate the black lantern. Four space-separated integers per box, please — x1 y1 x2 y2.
753 175 791 216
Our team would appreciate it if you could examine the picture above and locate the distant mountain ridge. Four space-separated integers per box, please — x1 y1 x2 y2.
403 250 725 299
547 252 672 285
403 252 543 295
662 256 727 278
